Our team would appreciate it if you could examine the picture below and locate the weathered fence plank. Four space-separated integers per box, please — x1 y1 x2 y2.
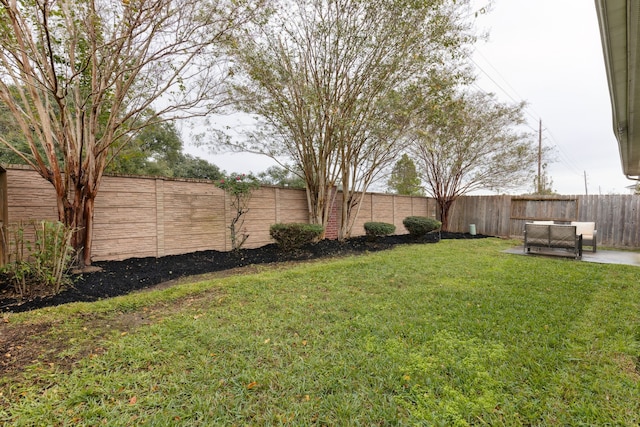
447 194 640 248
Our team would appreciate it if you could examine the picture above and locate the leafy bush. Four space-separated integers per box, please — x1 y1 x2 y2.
1 221 76 299
270 223 324 251
364 222 396 238
402 216 442 237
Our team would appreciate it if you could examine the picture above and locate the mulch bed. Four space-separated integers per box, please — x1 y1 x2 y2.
0 232 490 313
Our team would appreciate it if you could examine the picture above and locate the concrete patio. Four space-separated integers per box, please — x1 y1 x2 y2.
504 246 640 267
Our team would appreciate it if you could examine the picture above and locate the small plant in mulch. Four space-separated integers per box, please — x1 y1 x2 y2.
216 173 260 250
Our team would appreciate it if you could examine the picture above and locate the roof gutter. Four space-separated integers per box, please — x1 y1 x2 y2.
594 0 640 178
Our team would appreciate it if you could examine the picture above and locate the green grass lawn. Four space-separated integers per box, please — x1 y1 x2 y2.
1 238 639 426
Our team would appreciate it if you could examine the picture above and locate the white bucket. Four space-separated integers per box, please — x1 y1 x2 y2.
469 224 477 235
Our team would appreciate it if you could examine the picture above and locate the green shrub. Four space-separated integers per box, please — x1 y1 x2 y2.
364 222 396 238
402 216 442 237
270 223 324 251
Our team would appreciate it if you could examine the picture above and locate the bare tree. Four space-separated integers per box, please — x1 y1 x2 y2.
225 0 475 239
0 0 260 266
411 90 538 230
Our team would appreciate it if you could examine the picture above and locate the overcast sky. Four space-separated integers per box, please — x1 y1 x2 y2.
470 0 632 195
187 0 635 195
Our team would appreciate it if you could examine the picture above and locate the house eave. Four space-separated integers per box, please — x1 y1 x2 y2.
595 0 640 179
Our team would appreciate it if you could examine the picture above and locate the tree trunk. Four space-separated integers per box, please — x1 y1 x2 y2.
305 182 335 239
82 197 95 267
66 195 93 268
438 198 455 231
50 177 97 268
339 193 349 241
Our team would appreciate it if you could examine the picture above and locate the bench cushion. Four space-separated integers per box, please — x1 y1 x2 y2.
571 221 595 239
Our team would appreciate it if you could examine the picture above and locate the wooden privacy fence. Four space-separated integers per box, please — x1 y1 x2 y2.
3 166 639 262
446 194 640 248
3 166 435 262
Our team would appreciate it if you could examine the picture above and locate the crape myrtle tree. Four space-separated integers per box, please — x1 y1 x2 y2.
337 88 415 238
410 89 538 230
224 0 476 239
0 0 261 266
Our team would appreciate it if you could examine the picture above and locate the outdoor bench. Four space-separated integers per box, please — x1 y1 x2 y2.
571 221 597 252
524 222 583 259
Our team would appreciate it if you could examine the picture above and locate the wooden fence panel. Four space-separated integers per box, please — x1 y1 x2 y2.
578 195 595 223
4 166 639 263
510 197 578 221
448 195 512 237
594 194 640 247
448 194 640 248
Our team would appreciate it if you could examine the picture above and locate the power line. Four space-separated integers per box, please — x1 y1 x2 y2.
543 126 584 176
468 47 586 177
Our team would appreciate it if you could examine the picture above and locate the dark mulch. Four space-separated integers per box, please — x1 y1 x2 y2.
0 232 490 313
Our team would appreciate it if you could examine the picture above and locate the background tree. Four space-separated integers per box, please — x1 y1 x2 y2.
106 120 223 180
531 163 556 195
0 0 259 266
171 155 224 181
0 100 29 165
225 0 475 239
411 90 538 230
257 165 306 189
387 154 424 196
2 106 223 180
106 120 185 177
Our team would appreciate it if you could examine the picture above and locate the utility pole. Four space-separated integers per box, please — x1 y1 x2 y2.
584 171 588 195
538 119 542 194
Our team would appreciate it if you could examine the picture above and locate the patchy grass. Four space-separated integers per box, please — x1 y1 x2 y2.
1 238 638 425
